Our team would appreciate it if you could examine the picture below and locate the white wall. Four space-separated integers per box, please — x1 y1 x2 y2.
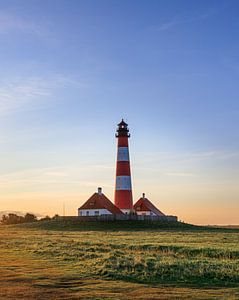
78 208 112 216
121 209 132 215
136 211 156 216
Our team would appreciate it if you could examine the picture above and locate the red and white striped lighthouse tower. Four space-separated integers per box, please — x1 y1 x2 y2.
114 119 133 214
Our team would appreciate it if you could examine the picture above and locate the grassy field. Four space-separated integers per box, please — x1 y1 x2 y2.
0 220 239 299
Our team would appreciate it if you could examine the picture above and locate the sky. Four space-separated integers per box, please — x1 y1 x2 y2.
0 0 238 225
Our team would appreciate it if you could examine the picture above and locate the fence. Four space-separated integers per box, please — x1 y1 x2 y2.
59 215 178 222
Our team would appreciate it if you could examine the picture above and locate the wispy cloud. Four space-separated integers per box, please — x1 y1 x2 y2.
0 164 114 190
0 10 48 37
141 150 239 164
0 78 50 114
154 8 219 32
0 75 82 115
165 172 195 177
156 20 178 32
177 150 239 164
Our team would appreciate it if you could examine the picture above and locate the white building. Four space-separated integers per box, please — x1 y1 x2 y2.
78 187 123 216
133 193 165 216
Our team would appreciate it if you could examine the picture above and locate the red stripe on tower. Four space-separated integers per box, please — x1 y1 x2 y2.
114 119 133 214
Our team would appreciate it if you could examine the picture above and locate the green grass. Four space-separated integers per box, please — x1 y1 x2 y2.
21 218 196 230
19 217 239 232
1 220 239 299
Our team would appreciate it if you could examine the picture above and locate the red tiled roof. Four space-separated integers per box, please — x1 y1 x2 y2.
78 192 123 215
133 197 165 216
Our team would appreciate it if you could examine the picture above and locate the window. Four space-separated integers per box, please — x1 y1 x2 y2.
86 211 89 216
94 211 99 216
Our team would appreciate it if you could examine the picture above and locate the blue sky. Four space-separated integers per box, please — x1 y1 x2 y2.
0 0 238 224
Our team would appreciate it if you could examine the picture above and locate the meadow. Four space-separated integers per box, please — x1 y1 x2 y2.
0 220 239 299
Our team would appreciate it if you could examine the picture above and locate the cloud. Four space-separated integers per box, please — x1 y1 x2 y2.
154 8 219 32
0 11 31 31
0 164 114 191
156 20 179 32
177 150 239 164
0 75 80 115
0 10 48 37
164 172 195 177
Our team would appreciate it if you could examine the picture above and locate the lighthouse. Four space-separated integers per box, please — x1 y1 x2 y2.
114 119 133 214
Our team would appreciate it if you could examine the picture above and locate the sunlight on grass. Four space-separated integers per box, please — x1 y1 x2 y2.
0 222 239 299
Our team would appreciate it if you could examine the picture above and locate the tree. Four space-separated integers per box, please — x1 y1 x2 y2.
40 215 51 221
24 213 37 223
52 214 59 219
1 213 24 224
1 214 8 224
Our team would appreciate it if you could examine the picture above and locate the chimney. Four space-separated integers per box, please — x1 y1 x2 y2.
142 193 145 199
98 187 102 195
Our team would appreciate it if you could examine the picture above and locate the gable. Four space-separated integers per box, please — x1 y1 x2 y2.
79 193 123 215
134 198 165 216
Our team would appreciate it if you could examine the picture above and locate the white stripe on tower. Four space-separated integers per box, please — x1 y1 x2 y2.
116 176 132 190
117 147 129 161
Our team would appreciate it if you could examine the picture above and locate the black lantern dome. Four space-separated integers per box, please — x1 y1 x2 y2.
116 119 130 137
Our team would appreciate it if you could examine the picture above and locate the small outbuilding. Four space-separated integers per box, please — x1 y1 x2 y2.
133 193 165 216
78 187 123 216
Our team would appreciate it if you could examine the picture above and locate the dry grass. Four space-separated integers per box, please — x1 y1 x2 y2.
0 224 239 299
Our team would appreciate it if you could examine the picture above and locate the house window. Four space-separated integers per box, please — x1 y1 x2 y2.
94 211 99 216
86 211 89 216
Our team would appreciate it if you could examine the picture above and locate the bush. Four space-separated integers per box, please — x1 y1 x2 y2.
1 213 37 225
